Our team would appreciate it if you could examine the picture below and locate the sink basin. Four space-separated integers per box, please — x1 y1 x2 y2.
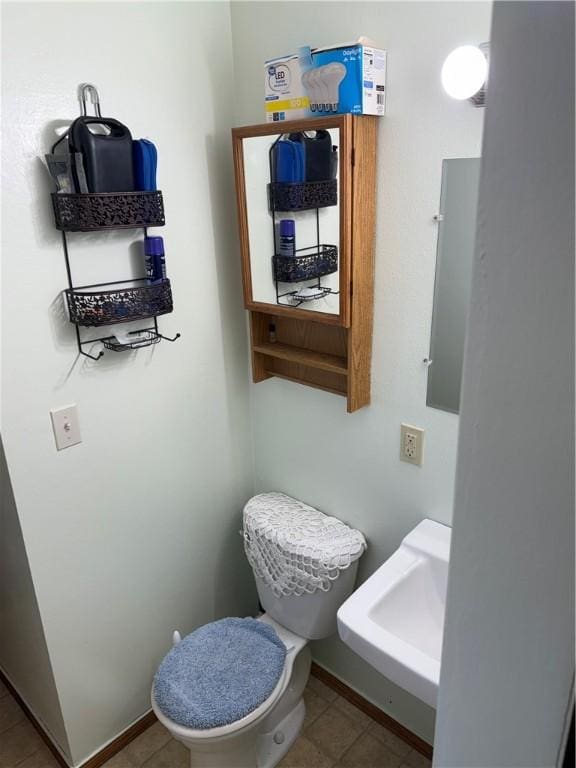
337 519 451 708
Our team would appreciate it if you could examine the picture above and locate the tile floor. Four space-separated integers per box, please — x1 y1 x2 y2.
0 675 432 768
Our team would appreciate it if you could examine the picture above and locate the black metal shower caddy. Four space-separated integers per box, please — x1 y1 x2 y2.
268 138 339 308
54 190 180 360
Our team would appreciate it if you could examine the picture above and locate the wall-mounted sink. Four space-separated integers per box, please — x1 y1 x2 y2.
337 519 451 708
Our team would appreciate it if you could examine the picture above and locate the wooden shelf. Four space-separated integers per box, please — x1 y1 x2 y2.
253 342 348 376
266 371 347 397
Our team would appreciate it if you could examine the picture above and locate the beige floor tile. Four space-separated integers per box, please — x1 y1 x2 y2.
17 744 61 768
0 719 44 767
306 677 338 703
0 695 25 734
101 749 138 768
368 721 412 758
124 722 171 765
401 748 432 768
278 735 333 768
331 696 372 729
306 705 365 762
303 689 330 728
141 739 188 768
338 732 403 768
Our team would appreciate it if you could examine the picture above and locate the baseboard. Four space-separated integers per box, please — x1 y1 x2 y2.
0 667 157 768
78 711 157 768
311 661 434 759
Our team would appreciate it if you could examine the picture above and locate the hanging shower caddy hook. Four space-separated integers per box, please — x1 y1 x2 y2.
78 83 102 117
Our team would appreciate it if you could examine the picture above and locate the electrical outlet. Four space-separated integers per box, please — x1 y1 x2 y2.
400 423 424 466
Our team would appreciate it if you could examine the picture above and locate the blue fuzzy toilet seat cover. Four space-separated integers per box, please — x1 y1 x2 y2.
153 617 287 729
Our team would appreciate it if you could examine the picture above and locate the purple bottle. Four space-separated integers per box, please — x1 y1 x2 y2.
144 236 166 282
279 219 296 257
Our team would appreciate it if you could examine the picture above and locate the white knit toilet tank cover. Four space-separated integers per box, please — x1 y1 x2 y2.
243 492 367 598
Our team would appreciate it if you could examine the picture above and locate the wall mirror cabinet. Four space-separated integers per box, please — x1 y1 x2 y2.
232 116 377 412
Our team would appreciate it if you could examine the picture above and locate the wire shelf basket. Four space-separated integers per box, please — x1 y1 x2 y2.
268 180 337 212
52 191 165 231
273 245 338 283
65 278 173 327
286 285 333 303
102 330 163 351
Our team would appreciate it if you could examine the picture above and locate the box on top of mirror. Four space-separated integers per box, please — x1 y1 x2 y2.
265 38 387 123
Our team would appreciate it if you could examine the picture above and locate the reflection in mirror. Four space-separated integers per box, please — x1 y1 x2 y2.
427 158 481 414
242 129 340 315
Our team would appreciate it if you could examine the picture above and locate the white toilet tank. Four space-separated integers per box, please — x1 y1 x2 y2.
254 562 360 640
243 493 366 641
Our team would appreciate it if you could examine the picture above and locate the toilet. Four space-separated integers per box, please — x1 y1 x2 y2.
151 492 366 768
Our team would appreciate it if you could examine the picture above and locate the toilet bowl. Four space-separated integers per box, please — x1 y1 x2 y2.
151 493 366 768
152 615 311 768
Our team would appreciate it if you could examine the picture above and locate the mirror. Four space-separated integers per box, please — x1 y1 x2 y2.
427 158 481 414
242 127 341 316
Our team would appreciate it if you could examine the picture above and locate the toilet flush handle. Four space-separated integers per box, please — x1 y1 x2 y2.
172 630 182 647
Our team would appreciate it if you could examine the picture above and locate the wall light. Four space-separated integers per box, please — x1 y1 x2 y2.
441 43 489 106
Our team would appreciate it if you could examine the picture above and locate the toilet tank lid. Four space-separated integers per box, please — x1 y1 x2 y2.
243 492 366 598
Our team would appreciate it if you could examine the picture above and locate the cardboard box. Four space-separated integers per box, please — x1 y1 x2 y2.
265 42 386 123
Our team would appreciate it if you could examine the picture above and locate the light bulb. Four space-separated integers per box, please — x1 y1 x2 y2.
302 62 347 112
320 62 347 112
318 68 334 112
301 68 323 112
310 68 329 111
441 45 488 100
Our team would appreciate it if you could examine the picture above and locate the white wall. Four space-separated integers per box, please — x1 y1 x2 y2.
1 3 257 764
231 1 491 742
0 436 71 761
434 2 575 765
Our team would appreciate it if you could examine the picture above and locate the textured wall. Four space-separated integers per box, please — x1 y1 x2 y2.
1 3 257 763
231 1 491 741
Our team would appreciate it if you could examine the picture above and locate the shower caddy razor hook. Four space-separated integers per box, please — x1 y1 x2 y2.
54 83 181 361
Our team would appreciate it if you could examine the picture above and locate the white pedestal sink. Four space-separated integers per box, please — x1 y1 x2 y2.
337 519 451 708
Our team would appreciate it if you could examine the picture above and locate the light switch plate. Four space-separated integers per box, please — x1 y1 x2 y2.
400 423 424 466
50 405 82 450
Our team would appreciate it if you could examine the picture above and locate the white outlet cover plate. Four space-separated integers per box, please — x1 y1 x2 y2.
400 423 424 466
50 405 82 450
